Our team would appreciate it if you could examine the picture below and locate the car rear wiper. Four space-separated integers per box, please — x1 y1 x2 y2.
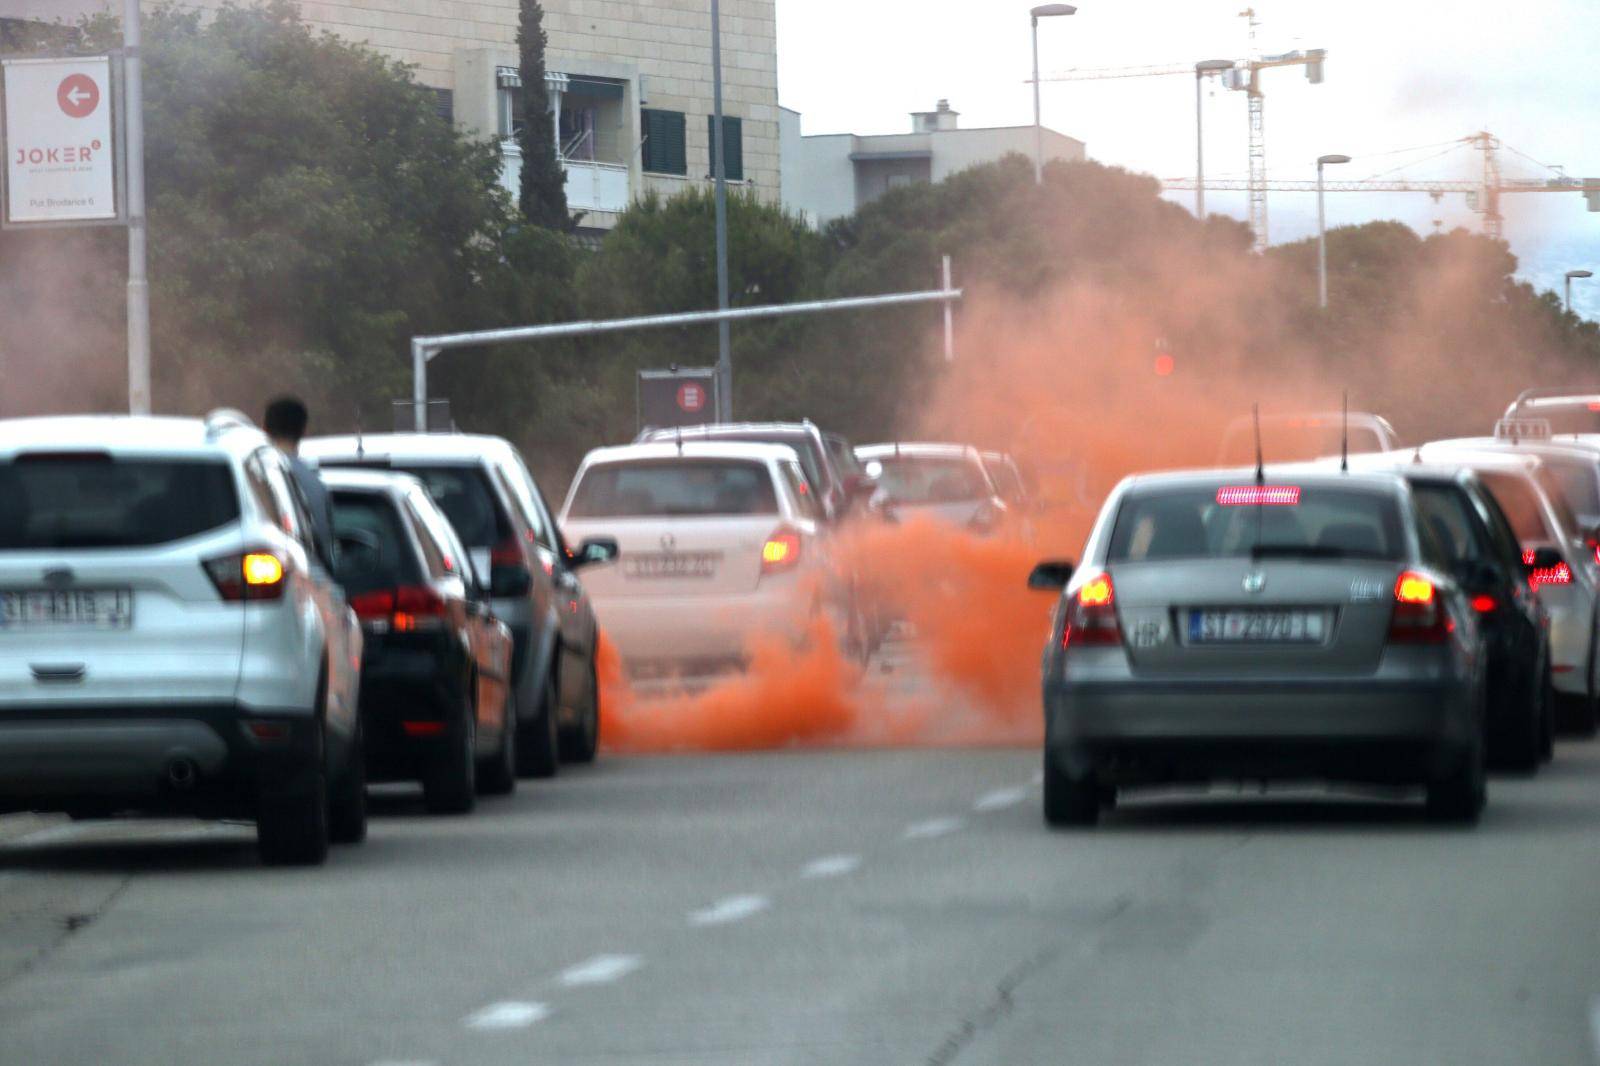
1249 544 1388 560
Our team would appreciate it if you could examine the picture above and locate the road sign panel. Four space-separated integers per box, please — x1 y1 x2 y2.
3 56 118 225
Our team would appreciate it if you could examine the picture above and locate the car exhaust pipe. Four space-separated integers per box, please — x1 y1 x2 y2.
165 757 199 791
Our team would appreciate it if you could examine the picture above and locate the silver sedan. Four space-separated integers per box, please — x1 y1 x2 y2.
1030 469 1487 826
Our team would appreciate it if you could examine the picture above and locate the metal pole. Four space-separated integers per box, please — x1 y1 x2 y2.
124 0 150 415
1031 16 1043 185
1317 161 1329 310
412 338 429 431
710 0 732 420
942 255 954 362
1194 70 1205 219
1567 276 1573 313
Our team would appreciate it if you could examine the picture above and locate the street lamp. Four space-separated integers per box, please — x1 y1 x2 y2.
1030 4 1075 185
1565 269 1593 313
1316 153 1351 309
1193 59 1233 219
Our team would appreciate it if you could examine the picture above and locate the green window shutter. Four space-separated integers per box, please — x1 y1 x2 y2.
707 115 743 181
642 109 686 175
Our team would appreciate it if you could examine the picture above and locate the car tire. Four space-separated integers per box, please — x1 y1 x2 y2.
516 667 561 779
1426 735 1486 825
258 675 333 866
478 685 518 797
1042 753 1099 828
328 721 368 845
424 698 477 815
559 658 601 764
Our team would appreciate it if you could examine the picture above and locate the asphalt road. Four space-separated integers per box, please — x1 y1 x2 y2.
2 738 1599 1066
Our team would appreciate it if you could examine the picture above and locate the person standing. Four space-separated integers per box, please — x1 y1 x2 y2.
264 395 336 568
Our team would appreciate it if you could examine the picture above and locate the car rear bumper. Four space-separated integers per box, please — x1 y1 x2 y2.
593 586 809 665
0 703 322 817
1046 677 1477 784
356 640 468 780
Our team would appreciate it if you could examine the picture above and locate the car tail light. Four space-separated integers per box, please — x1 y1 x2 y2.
1063 571 1121 648
1388 570 1453 644
1470 594 1498 614
401 720 447 738
1522 548 1573 588
1216 485 1301 506
491 536 524 568
351 585 448 631
204 549 289 602
761 527 802 575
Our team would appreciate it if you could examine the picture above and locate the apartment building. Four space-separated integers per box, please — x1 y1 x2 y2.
0 0 781 233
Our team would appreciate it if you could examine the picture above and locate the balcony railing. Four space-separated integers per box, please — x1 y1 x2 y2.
499 141 630 216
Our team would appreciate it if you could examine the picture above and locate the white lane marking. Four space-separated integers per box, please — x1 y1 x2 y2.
558 954 642 988
1588 995 1600 1065
368 1061 438 1066
974 787 1027 812
463 1001 550 1031
903 816 965 840
801 854 861 879
688 894 770 927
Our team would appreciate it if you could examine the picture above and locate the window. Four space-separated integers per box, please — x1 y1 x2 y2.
707 114 743 181
1106 485 1405 563
868 455 992 505
0 455 238 549
781 462 822 521
1413 484 1489 564
642 109 686 175
567 460 778 518
330 491 420 594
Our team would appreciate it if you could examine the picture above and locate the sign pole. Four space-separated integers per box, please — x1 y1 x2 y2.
124 0 150 415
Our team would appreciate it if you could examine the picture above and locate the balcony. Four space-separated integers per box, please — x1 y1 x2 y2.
498 141 631 218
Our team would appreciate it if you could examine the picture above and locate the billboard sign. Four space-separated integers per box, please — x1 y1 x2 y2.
3 55 119 226
637 367 722 431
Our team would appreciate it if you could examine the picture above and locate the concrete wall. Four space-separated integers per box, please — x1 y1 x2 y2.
928 126 1083 182
778 108 853 228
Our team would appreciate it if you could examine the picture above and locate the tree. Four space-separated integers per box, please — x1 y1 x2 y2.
516 0 570 230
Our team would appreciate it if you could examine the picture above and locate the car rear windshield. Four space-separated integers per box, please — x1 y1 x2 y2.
324 462 511 550
1107 484 1405 563
330 490 420 594
669 431 829 494
869 455 991 505
567 460 779 518
1534 457 1600 520
0 455 239 550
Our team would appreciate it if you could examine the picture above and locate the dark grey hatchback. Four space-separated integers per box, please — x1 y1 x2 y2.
1029 469 1487 827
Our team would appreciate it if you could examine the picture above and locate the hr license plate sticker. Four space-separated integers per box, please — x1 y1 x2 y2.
1187 609 1324 644
624 553 720 580
0 589 133 630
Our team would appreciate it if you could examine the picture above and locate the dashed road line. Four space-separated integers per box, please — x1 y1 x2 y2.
903 816 965 840
974 787 1027 812
558 953 642 988
688 894 770 927
463 1000 550 1030
801 854 861 879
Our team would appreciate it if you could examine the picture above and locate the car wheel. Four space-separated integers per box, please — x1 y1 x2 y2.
516 667 561 779
560 657 601 764
258 675 333 866
328 721 368 845
1426 733 1486 825
478 685 518 797
424 697 477 815
1042 752 1099 828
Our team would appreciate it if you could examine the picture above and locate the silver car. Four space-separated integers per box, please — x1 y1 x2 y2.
856 442 1009 536
1031 469 1486 827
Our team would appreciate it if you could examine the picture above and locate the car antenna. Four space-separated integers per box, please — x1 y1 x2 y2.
674 424 683 455
355 409 365 460
1340 390 1349 474
1253 403 1264 485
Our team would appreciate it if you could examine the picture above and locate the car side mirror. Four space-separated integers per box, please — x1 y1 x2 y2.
570 536 620 570
1523 546 1564 573
1027 560 1075 591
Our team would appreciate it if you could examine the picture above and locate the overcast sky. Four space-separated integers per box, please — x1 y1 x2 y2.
774 0 1600 314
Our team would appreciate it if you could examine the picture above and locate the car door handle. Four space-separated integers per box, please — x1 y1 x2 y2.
31 663 86 683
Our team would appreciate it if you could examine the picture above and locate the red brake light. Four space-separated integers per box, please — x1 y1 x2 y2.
761 528 802 575
1216 485 1301 507
353 585 448 630
205 550 289 602
490 537 524 568
401 721 447 738
1470 594 1498 614
1064 572 1121 648
1524 549 1573 588
1389 570 1452 644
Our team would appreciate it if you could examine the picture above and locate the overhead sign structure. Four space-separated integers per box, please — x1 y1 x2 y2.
638 367 721 431
2 55 120 226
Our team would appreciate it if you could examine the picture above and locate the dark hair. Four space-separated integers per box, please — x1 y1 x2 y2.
263 396 310 442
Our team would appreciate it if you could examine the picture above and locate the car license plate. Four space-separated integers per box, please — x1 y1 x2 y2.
1187 609 1324 644
0 589 133 630
624 553 720 580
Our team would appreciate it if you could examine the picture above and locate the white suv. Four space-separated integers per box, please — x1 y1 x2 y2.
0 413 365 865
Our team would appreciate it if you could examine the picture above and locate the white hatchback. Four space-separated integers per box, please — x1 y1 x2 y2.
559 442 827 679
0 413 365 864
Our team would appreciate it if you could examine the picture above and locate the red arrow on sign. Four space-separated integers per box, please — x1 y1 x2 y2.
57 74 100 119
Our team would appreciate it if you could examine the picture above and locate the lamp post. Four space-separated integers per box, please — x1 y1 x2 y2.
1565 269 1593 313
1193 59 1233 219
125 0 150 414
1316 153 1351 309
1030 4 1075 185
711 0 732 419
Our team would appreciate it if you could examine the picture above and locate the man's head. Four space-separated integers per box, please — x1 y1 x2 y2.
264 396 310 454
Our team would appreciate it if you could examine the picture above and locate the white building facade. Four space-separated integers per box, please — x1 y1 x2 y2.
781 100 1086 228
1 0 782 232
